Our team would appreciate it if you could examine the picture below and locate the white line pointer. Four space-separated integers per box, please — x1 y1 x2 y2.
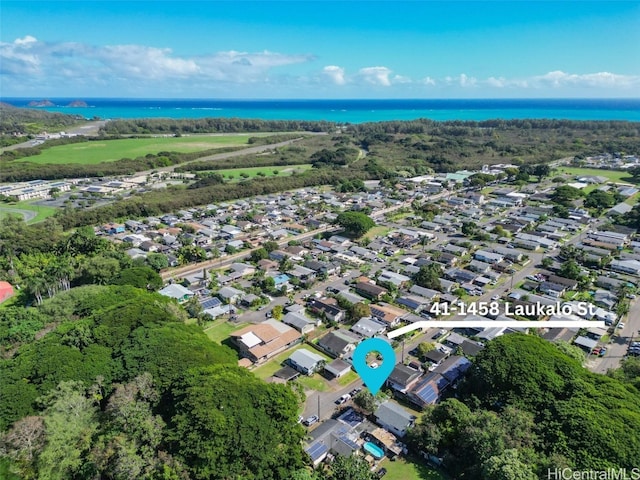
386 320 606 339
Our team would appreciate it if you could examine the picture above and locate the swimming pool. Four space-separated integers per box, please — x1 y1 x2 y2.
363 441 384 459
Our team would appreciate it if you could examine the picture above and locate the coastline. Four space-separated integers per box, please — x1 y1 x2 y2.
2 98 640 123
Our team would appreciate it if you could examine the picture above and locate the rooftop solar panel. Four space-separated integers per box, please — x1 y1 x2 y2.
415 384 438 404
305 442 328 462
200 297 222 309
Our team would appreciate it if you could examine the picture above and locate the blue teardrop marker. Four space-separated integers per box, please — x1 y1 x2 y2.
352 337 396 395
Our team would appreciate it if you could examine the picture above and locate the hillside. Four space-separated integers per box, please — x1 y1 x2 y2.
0 103 85 135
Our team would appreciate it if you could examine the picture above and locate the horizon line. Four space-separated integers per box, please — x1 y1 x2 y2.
2 97 640 101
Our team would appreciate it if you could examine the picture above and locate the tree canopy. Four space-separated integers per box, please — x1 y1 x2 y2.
335 211 376 238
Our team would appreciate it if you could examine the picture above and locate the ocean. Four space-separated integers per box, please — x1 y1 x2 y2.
3 98 640 123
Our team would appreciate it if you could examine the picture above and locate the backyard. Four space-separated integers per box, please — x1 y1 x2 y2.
378 455 448 480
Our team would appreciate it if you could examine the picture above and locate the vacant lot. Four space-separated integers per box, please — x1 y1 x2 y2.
22 134 276 165
216 164 313 181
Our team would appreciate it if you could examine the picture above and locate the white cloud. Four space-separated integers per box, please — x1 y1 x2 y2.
322 65 346 85
358 66 392 86
421 76 436 86
0 36 314 86
534 70 639 88
392 74 412 84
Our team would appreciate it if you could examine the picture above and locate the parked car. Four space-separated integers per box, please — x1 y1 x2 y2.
491 294 500 301
302 415 319 426
349 388 362 397
335 394 351 405
297 415 304 424
598 348 607 357
377 468 387 478
617 322 626 329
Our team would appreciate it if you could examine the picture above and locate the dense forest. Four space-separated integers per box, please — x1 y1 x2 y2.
99 118 335 135
0 103 85 135
407 334 640 478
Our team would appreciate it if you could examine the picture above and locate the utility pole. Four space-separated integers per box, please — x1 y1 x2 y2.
317 395 320 419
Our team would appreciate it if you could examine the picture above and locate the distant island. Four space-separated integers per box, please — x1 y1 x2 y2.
27 99 55 107
67 100 88 107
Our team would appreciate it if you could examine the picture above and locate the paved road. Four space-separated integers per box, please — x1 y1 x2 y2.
160 200 412 282
0 120 107 153
0 206 37 222
589 296 640 374
160 225 339 281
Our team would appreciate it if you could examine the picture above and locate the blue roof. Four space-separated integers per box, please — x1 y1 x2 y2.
436 356 472 383
305 442 329 462
200 297 222 310
412 373 448 405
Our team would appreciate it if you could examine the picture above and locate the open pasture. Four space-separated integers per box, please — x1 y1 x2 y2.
20 134 275 165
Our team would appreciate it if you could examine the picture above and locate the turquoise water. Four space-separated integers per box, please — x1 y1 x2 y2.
3 98 639 123
363 441 385 459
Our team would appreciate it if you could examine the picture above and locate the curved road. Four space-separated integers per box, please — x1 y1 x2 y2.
0 206 37 222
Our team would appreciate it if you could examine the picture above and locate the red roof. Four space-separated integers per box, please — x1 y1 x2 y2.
0 281 15 303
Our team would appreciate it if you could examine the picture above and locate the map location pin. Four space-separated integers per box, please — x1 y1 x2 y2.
352 337 396 395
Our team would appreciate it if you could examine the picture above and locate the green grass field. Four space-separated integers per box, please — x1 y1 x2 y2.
216 164 313 181
0 201 58 224
21 134 275 165
379 456 448 480
558 167 637 184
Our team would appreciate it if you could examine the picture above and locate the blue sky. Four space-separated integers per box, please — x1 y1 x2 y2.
1 1 639 98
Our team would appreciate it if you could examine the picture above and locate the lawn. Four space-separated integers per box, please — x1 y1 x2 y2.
558 167 637 185
297 375 329 392
337 370 358 387
252 343 331 382
379 455 447 480
216 164 313 181
204 318 248 344
21 134 276 165
0 201 58 224
360 225 391 242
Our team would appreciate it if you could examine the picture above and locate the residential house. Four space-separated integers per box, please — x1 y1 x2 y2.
316 330 360 358
538 281 566 298
230 319 301 364
377 270 411 289
610 259 640 276
324 359 352 379
217 286 244 304
409 285 440 300
304 260 339 276
158 284 194 303
374 401 417 438
287 349 326 375
282 311 317 334
474 250 505 264
407 372 449 409
467 260 492 274
370 303 407 327
351 317 388 338
386 364 422 394
355 282 388 300
308 298 346 323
